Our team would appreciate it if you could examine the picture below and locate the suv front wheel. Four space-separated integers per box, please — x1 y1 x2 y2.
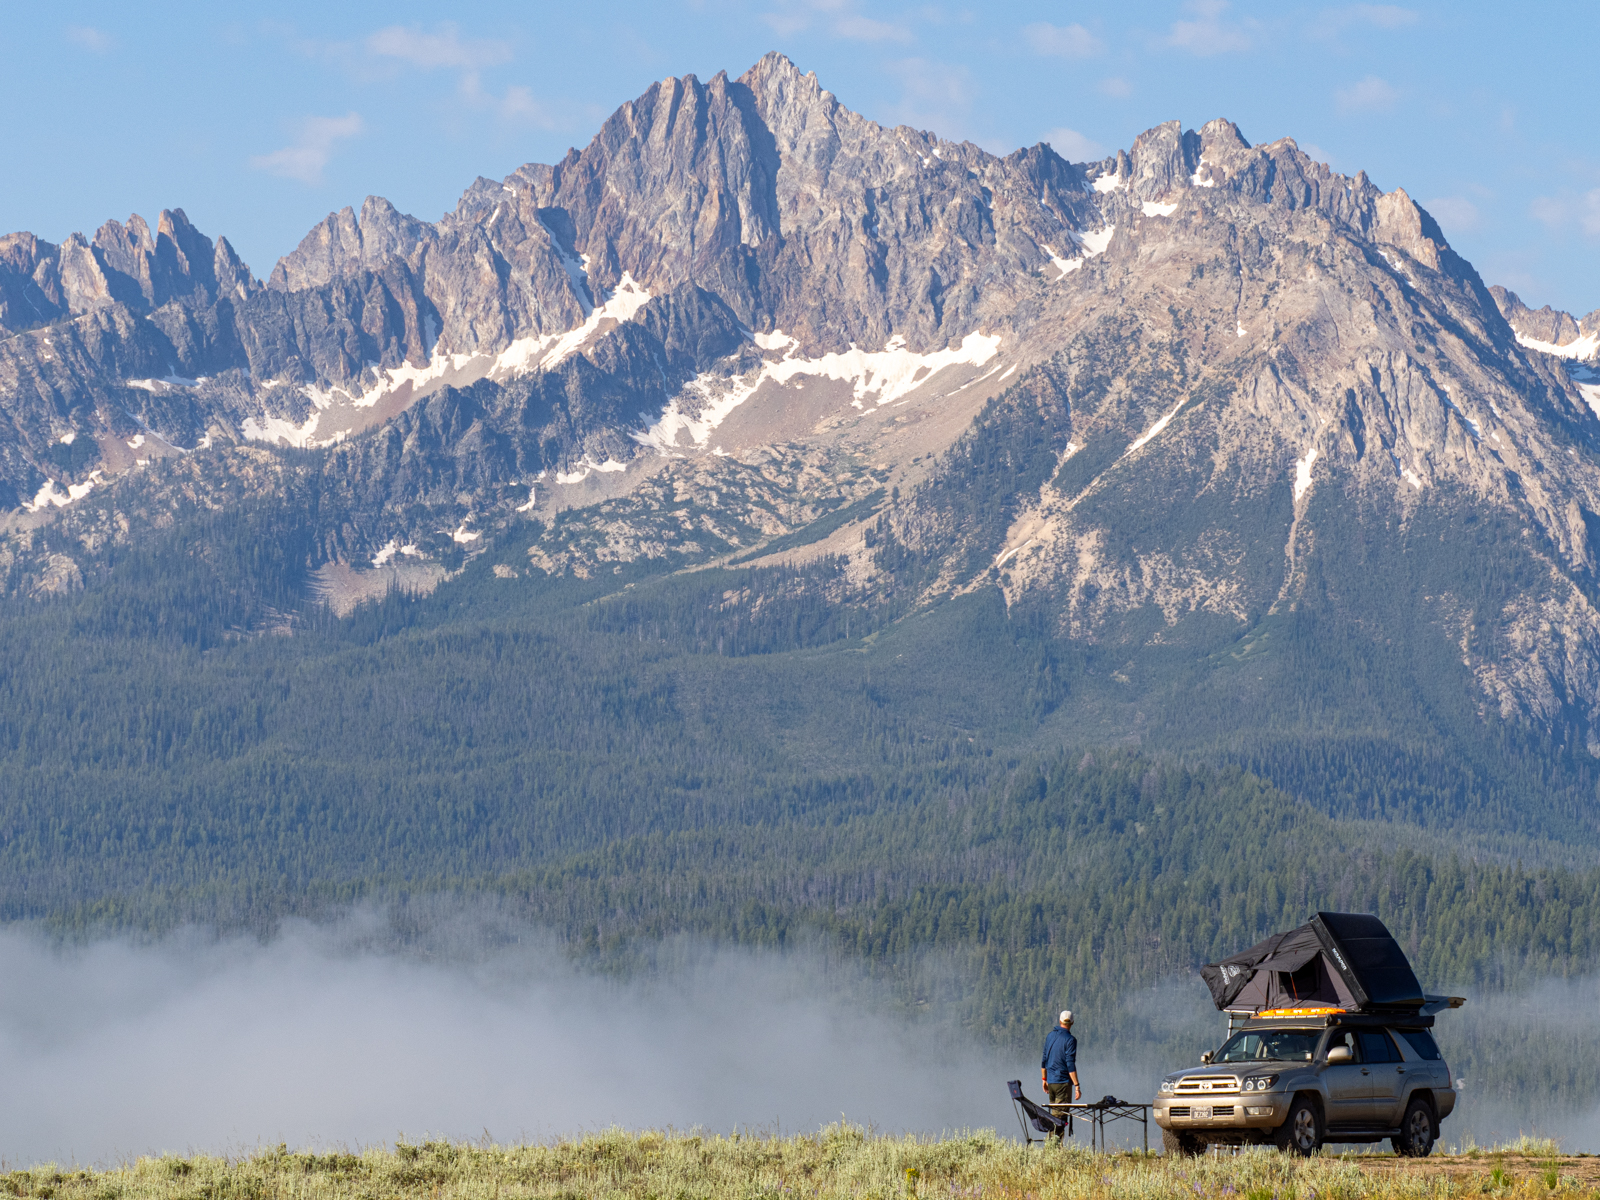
1273 1096 1322 1156
1392 1098 1436 1158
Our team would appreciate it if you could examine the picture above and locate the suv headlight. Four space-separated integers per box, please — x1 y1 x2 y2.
1243 1074 1278 1092
1159 1079 1175 1093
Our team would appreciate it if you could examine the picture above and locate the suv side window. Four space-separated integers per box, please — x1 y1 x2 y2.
1324 1029 1362 1062
1358 1030 1400 1063
1395 1029 1443 1061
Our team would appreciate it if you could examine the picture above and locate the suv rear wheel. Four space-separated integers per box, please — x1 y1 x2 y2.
1162 1128 1202 1157
1273 1096 1322 1156
1392 1098 1435 1158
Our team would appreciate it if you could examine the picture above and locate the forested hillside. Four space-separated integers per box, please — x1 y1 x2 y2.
3 491 1597 1113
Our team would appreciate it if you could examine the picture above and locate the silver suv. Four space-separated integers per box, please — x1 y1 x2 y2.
1153 1019 1456 1156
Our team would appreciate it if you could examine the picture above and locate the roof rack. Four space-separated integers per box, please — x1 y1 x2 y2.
1241 1010 1438 1030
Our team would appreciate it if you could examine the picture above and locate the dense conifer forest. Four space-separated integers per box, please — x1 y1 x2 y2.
3 489 1598 1113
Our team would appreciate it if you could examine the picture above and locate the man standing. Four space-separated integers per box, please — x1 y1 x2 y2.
1041 1008 1081 1142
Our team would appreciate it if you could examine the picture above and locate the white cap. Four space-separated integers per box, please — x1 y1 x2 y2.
1060 1009 1074 1023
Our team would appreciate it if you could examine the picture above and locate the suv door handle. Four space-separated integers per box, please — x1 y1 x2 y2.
1360 1068 1369 1075
1397 1067 1406 1074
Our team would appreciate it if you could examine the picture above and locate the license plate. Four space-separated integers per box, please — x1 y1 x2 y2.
1194 1106 1212 1120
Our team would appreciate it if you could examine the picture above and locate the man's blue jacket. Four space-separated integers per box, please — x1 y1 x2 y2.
1042 1026 1077 1082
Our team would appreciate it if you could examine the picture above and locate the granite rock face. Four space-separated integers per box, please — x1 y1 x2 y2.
1491 286 1600 356
7 52 1600 740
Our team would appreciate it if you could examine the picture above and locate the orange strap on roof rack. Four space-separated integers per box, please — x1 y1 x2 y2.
1253 1006 1347 1018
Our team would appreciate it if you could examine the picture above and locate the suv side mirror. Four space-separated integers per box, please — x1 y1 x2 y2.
1200 1051 1214 1064
1326 1045 1352 1064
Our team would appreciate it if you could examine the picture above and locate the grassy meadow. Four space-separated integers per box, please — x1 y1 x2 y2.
3 1128 1593 1200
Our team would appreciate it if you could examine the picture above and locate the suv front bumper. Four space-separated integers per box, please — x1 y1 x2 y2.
1154 1094 1285 1132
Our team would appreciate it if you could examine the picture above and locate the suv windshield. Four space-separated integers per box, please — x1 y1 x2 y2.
1215 1029 1320 1063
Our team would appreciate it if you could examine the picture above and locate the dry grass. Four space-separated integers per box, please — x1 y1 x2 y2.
2 1127 1595 1200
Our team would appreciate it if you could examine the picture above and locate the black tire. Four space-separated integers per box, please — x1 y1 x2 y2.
1273 1096 1322 1156
1162 1128 1202 1157
1391 1099 1436 1158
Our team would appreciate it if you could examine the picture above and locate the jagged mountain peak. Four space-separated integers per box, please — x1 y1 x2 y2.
267 196 429 293
5 52 1600 754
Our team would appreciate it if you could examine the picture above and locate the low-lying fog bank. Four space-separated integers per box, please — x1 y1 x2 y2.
0 907 1156 1167
0 906 1593 1166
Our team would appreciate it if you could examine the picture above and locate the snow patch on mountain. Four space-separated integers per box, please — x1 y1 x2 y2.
1071 228 1115 257
1517 330 1600 361
1041 245 1082 278
1440 385 1482 439
751 330 797 352
238 275 656 450
24 471 104 512
1037 230 1113 280
1293 447 1319 500
539 219 595 315
372 540 424 567
127 375 202 392
494 274 652 377
1125 399 1186 455
635 331 1003 453
242 410 323 448
638 372 768 452
1576 382 1600 421
556 457 629 484
350 350 481 410
1141 201 1178 217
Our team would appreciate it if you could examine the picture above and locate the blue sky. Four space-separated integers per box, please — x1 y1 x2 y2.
5 2 1597 314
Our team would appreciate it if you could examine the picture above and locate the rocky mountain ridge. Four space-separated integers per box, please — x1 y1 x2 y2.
1491 286 1600 361
6 52 1600 747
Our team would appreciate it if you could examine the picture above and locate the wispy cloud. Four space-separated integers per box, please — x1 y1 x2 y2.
1166 0 1253 55
1424 196 1481 234
885 58 975 139
1024 22 1104 58
1335 75 1399 113
366 23 533 116
1315 4 1419 35
494 85 564 128
763 10 811 36
65 25 112 53
835 14 914 41
287 23 561 130
1043 127 1107 161
1099 77 1133 98
365 24 512 72
249 113 365 185
1530 189 1600 238
762 1 913 43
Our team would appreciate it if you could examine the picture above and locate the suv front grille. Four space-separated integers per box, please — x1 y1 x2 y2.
1175 1075 1241 1094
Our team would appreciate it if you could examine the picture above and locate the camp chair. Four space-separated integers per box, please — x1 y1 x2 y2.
1007 1080 1071 1145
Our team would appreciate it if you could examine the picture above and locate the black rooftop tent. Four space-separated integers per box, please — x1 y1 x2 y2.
1200 912 1431 1014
